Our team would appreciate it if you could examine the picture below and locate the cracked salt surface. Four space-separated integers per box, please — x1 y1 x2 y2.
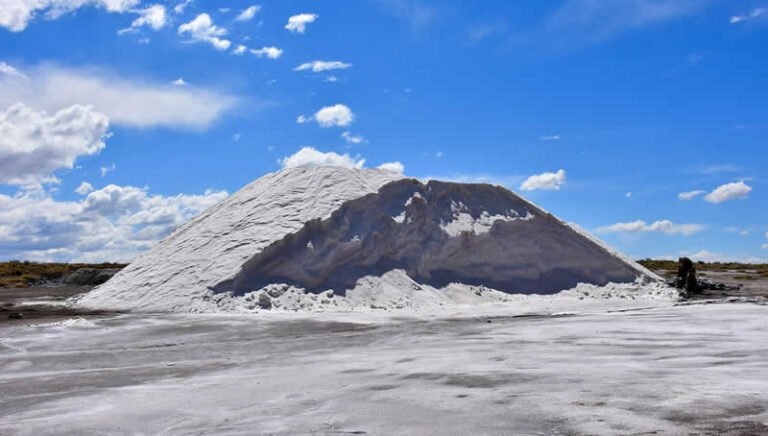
1 298 766 435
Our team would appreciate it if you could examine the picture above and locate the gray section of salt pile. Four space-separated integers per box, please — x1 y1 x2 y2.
213 179 643 295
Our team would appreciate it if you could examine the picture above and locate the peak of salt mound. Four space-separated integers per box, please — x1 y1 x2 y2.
75 167 658 313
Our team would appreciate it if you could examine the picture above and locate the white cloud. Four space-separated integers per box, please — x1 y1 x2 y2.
0 0 139 32
597 220 704 236
250 46 283 59
285 13 317 33
0 185 227 262
280 147 365 170
377 162 404 173
762 244 768 250
0 103 109 186
296 115 310 124
171 77 187 86
539 135 561 141
704 181 752 204
730 8 766 24
178 13 231 51
100 163 116 177
279 147 404 175
312 104 354 127
520 169 566 191
0 62 27 79
625 192 633 199
0 62 236 129
118 3 166 34
678 190 705 200
75 181 94 195
324 75 338 82
232 44 247 55
341 131 365 144
294 61 352 72
172 0 192 14
235 5 260 22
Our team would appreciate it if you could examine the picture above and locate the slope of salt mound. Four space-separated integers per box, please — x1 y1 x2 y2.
75 167 404 312
214 179 653 296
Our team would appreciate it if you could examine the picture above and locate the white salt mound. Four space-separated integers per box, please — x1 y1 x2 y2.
76 167 403 312
75 167 667 313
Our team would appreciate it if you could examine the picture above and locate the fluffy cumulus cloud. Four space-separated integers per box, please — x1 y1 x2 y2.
704 181 752 204
250 46 283 59
0 62 236 129
519 169 566 191
178 13 231 51
280 147 365 170
0 185 228 262
0 0 139 32
377 162 404 173
118 3 166 34
597 220 704 236
279 147 405 174
678 190 706 201
0 103 109 186
235 5 260 22
311 104 354 127
294 61 352 73
285 13 317 33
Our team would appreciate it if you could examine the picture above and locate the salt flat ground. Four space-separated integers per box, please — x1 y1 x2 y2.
1 301 767 435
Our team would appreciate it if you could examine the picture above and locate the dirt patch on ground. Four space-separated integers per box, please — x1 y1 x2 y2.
0 285 119 326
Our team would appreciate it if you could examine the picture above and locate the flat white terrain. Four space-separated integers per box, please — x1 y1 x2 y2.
1 298 767 435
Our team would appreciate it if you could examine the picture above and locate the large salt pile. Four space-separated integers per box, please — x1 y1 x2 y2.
75 166 662 313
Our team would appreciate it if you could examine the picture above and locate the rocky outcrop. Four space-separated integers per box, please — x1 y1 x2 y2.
63 268 121 286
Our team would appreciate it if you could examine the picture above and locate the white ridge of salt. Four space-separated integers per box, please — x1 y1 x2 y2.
74 167 404 312
206 270 679 315
441 209 533 237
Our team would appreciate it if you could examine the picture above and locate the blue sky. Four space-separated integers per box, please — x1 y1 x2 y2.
0 0 766 262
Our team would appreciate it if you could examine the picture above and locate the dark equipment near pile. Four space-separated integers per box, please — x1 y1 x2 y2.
671 257 743 298
676 257 698 294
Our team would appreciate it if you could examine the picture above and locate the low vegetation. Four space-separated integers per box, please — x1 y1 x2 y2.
2 259 767 289
0 261 127 288
638 259 768 277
